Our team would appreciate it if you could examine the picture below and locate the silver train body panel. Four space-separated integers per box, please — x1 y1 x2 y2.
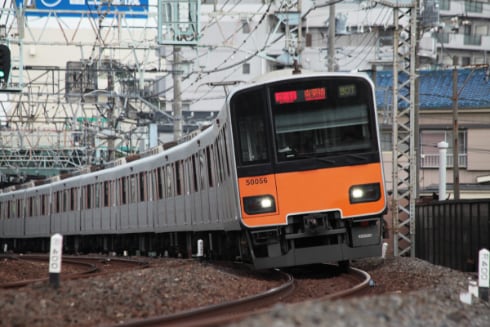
0 108 242 239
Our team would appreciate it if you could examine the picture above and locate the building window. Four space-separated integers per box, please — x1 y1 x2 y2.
465 1 482 13
242 20 250 34
242 63 250 74
420 130 467 168
439 0 450 10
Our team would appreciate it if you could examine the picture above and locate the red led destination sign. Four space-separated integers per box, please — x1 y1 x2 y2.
274 87 326 104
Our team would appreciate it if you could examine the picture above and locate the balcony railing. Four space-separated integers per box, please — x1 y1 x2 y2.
420 153 467 168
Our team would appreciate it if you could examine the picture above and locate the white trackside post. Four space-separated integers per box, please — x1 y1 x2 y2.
478 248 489 301
197 239 204 261
49 233 63 289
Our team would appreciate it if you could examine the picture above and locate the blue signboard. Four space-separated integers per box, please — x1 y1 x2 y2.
17 0 149 18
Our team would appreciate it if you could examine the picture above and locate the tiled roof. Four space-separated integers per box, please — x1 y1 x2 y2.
371 68 490 110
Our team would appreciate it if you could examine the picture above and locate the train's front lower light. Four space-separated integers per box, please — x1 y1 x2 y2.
243 195 276 214
349 183 381 204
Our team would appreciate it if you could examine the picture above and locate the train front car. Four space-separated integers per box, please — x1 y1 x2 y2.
228 72 387 269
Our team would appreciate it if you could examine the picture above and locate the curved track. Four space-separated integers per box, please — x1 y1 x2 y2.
114 264 371 327
116 269 294 327
0 254 149 289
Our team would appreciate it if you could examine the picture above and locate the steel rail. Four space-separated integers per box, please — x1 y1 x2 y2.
115 269 294 327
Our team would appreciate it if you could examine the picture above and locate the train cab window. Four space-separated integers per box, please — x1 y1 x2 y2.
230 88 269 165
271 80 375 161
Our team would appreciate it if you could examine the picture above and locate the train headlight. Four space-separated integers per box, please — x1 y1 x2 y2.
349 183 381 204
243 195 276 214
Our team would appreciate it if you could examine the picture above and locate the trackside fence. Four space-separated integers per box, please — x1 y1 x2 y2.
416 199 490 272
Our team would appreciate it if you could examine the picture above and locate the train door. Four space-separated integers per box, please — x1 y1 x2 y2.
136 171 151 231
62 188 77 233
28 189 51 237
5 194 25 237
50 188 62 233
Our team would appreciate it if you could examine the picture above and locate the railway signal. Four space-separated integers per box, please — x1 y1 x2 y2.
0 44 10 83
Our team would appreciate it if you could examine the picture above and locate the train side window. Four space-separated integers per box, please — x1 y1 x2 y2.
70 188 77 211
176 161 183 196
8 200 13 219
215 140 224 183
32 196 38 216
56 191 61 213
41 194 47 216
121 177 128 205
63 189 69 212
104 181 110 207
156 168 164 199
206 146 215 188
94 183 100 208
166 164 173 197
185 158 193 194
192 155 199 192
199 150 207 189
221 129 231 177
139 172 146 202
129 174 138 203
16 199 20 218
86 185 92 209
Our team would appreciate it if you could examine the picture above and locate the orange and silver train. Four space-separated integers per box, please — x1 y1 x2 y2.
0 71 387 269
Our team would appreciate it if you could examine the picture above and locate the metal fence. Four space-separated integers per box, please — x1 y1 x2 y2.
416 200 490 272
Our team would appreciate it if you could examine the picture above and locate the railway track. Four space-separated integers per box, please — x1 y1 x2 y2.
0 254 149 289
115 264 371 327
0 256 371 326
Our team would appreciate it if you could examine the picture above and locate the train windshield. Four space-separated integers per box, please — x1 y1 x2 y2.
271 79 375 161
229 76 377 168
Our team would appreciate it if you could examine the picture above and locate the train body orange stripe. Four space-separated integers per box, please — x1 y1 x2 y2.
239 163 385 227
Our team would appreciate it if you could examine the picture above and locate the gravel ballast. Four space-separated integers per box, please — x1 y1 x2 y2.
231 257 490 327
1 256 489 326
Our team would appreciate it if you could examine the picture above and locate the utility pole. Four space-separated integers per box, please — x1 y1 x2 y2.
328 4 336 72
452 56 460 199
173 47 183 141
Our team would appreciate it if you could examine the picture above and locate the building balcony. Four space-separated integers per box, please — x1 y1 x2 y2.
420 153 468 169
